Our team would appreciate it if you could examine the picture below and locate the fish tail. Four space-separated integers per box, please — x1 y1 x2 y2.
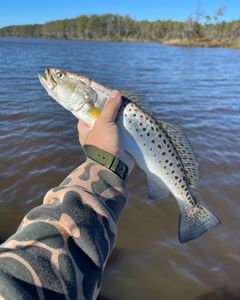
178 196 220 243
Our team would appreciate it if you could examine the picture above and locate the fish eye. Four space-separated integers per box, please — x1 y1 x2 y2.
56 72 65 79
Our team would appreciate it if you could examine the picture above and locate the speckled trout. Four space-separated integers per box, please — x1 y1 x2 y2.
38 68 220 243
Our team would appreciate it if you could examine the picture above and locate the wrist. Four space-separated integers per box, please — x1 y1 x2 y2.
83 144 129 181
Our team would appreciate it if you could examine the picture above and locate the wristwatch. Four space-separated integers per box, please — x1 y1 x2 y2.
83 144 128 180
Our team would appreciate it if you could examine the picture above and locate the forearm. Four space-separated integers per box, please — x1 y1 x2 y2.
0 159 128 300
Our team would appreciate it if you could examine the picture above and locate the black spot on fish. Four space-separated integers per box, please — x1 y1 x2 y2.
136 128 139 131
175 176 178 179
129 120 132 123
168 149 172 153
157 145 161 149
165 160 169 163
147 133 150 136
151 127 154 130
163 139 166 144
140 122 142 126
164 166 166 169
146 117 149 120
171 170 175 174
140 134 143 137
179 179 182 183
167 144 170 148
143 128 146 131
133 114 136 117
181 185 184 188
162 152 166 155
169 162 173 166
150 148 152 151
177 164 181 168
151 140 155 143
171 153 174 157
159 134 162 138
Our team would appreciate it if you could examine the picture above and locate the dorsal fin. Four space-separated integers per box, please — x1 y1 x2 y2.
122 90 143 102
158 120 199 188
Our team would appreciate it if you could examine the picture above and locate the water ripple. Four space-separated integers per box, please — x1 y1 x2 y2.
0 38 240 300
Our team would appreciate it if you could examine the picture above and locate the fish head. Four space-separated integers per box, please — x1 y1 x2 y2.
38 68 109 113
39 68 77 102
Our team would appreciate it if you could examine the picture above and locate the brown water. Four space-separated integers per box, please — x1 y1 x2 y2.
0 38 240 300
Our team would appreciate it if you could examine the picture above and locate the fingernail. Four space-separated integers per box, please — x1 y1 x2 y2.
110 90 121 99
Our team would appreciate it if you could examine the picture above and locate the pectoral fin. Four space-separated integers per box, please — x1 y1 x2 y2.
89 107 101 120
147 174 170 200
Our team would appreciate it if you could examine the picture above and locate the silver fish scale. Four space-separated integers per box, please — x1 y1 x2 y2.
120 101 193 202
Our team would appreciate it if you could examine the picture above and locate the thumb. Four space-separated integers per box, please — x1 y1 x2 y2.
99 90 122 123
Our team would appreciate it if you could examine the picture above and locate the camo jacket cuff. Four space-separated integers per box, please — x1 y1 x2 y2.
0 159 128 300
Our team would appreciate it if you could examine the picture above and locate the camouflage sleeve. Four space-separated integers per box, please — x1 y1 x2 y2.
0 159 128 300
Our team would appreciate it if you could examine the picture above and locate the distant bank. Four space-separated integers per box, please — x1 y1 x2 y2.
1 14 240 48
162 39 240 48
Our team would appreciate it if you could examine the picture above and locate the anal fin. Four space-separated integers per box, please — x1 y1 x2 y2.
147 174 170 200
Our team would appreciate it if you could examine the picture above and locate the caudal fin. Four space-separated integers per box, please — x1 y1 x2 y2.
178 202 220 243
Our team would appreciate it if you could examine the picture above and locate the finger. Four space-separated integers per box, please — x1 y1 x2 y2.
99 90 122 123
78 120 91 145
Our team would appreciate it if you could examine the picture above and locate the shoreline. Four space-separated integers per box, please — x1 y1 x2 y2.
161 38 240 49
1 35 240 49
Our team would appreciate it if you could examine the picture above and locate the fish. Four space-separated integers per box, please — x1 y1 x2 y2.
38 67 220 243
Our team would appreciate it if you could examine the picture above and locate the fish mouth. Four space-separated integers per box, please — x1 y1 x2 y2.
38 68 57 90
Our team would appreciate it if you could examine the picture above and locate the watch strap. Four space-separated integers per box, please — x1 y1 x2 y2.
83 144 128 180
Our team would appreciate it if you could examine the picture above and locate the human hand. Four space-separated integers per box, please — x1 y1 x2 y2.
78 90 135 173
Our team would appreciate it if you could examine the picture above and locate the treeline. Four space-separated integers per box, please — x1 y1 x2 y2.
1 14 240 45
0 15 185 41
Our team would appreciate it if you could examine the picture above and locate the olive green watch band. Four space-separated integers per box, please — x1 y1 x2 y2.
83 144 128 180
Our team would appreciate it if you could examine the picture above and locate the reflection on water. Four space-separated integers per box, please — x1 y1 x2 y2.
0 38 240 300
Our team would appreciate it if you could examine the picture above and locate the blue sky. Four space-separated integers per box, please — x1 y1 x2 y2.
1 0 240 28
